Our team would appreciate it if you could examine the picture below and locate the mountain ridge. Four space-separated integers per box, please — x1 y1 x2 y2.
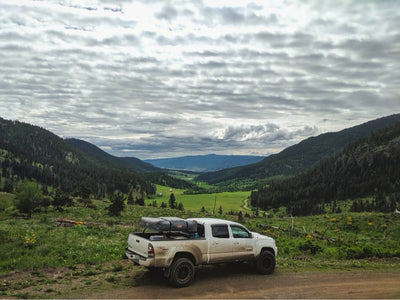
66 138 159 173
250 119 400 215
196 114 400 187
145 154 264 172
0 117 193 197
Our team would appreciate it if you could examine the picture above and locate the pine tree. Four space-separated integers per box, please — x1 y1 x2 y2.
107 192 125 216
169 193 176 209
127 191 134 205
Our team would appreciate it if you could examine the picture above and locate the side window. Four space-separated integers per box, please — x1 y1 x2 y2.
230 225 251 238
211 224 229 238
197 224 205 238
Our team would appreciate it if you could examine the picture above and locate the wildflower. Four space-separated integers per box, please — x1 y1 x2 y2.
305 234 312 239
367 221 373 225
330 217 336 222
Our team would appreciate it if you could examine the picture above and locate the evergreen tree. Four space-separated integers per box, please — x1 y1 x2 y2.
169 193 176 209
3 178 13 193
127 191 134 205
107 192 125 216
53 189 72 211
238 211 244 221
135 197 145 206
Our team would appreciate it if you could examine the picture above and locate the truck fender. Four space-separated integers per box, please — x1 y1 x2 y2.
166 246 201 267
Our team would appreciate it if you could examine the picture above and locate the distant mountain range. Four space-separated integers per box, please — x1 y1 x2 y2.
196 114 400 188
145 154 265 172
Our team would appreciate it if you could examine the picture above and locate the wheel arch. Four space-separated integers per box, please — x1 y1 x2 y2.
173 251 196 265
260 247 276 257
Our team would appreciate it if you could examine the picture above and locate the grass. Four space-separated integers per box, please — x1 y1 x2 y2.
148 185 250 212
1 188 400 298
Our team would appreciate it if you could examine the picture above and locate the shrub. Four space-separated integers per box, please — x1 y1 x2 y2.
298 240 322 255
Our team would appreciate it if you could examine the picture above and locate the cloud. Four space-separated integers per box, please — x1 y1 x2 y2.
0 0 399 159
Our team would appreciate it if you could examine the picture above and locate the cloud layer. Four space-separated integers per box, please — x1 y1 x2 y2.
0 0 399 158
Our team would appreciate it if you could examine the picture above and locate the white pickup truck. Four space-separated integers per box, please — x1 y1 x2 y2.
125 217 277 287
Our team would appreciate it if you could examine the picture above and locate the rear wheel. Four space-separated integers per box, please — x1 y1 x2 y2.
169 257 195 287
256 250 275 274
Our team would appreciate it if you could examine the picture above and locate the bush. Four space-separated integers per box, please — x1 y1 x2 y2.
15 182 43 218
298 240 322 255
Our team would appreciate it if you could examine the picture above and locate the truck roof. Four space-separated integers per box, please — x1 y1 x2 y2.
187 218 242 226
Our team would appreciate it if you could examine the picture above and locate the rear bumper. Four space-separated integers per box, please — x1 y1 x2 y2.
125 247 154 267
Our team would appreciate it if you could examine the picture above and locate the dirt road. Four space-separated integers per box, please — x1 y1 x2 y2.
90 264 400 299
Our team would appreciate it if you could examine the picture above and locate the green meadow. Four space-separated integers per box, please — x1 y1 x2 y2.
146 185 250 213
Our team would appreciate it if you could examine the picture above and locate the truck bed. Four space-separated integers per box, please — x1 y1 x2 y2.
134 231 203 241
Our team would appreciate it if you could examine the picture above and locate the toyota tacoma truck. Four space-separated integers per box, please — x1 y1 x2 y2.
125 217 277 287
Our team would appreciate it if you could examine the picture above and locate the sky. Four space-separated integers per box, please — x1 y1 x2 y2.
0 0 399 159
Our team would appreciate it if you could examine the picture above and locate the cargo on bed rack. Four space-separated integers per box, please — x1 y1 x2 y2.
139 217 197 233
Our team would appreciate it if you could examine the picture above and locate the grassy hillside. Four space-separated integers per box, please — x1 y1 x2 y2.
197 114 400 189
1 191 399 297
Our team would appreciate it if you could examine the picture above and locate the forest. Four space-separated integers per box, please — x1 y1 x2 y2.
0 118 196 202
250 121 400 215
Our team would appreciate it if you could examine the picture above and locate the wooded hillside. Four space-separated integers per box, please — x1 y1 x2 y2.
250 121 400 215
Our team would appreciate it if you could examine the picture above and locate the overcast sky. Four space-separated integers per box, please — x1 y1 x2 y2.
0 0 399 159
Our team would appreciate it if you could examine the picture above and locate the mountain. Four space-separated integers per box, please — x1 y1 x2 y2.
250 119 400 215
0 117 194 197
145 154 265 172
196 114 400 188
66 138 159 173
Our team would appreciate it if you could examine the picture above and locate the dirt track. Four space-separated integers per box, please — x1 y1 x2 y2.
90 264 400 299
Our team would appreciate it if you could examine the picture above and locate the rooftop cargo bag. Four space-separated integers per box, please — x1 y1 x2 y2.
140 217 197 233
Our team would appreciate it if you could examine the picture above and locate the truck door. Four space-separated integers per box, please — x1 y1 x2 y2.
209 224 233 263
230 225 254 260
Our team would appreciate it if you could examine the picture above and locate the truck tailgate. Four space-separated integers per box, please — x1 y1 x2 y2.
127 233 149 258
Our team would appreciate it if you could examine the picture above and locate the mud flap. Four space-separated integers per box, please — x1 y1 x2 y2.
163 267 171 279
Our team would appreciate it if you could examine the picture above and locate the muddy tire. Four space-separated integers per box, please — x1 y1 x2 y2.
169 257 195 287
256 250 275 275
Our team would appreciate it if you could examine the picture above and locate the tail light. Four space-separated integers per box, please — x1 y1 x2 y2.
148 243 155 257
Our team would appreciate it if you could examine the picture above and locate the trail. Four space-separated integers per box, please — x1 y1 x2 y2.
89 266 400 299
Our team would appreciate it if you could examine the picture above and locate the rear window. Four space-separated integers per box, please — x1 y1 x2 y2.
211 224 229 238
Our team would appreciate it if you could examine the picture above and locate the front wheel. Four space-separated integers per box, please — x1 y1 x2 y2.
169 257 195 287
256 251 275 274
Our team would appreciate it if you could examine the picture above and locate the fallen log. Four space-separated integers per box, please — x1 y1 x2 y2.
258 223 337 242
